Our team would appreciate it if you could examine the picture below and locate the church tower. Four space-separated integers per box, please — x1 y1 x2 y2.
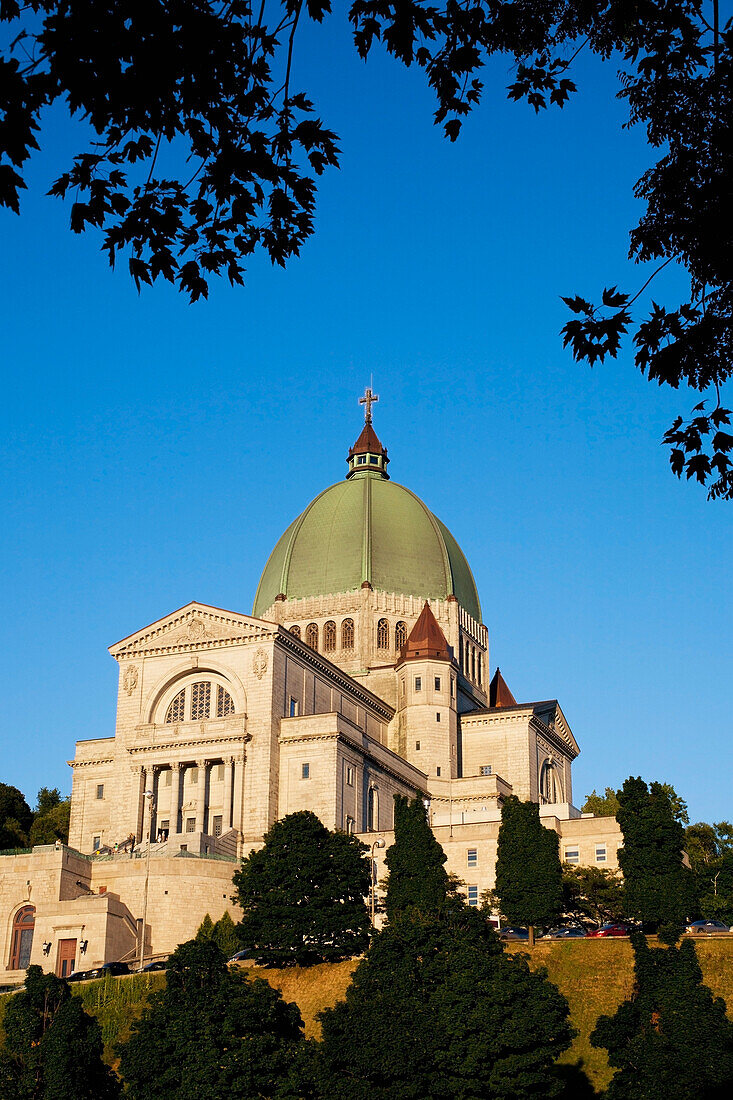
395 602 459 783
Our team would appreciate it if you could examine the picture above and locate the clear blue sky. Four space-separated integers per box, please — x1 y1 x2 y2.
1 15 730 824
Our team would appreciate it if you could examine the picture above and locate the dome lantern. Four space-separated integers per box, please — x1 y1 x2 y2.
346 387 389 480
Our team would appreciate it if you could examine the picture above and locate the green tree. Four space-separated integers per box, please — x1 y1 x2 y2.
384 795 456 920
494 796 563 946
582 787 621 817
0 965 120 1100
2 3 731 495
119 938 310 1100
195 913 215 942
34 787 62 817
592 933 733 1100
213 911 240 959
0 782 32 848
232 810 370 966
617 778 697 944
29 800 70 846
318 907 574 1099
561 864 625 926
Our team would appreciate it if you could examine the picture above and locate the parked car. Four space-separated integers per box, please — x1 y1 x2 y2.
686 919 730 935
541 926 587 939
585 922 632 938
66 968 91 982
86 961 131 978
498 927 529 941
228 949 254 962
141 959 168 972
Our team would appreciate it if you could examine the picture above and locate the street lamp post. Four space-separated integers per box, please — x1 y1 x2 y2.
138 790 155 972
370 837 385 925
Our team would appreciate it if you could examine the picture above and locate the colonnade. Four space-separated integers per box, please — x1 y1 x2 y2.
133 755 245 842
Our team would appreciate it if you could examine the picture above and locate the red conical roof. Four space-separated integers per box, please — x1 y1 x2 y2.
489 668 517 707
399 601 451 662
349 421 385 458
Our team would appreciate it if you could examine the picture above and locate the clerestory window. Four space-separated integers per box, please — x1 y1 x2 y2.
341 618 355 649
395 621 407 650
377 618 389 649
306 623 319 649
164 681 235 724
324 620 337 651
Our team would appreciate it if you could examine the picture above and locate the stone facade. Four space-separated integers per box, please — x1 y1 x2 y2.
1 411 624 983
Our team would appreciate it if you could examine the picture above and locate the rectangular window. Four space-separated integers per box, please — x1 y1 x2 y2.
415 741 421 751
357 455 366 465
467 848 478 867
302 763 310 779
401 679 405 696
414 677 422 691
451 678 455 697
564 847 580 865
479 765 492 776
289 698 299 717
96 784 104 799
186 818 196 833
213 816 223 838
436 712 441 722
437 767 441 776
595 845 607 863
434 676 441 691
160 820 170 831
346 766 354 786
467 885 479 907
93 836 101 851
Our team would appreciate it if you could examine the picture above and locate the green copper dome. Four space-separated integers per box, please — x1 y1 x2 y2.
252 470 482 621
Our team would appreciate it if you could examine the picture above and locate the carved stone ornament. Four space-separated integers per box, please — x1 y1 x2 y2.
252 648 268 680
123 665 139 695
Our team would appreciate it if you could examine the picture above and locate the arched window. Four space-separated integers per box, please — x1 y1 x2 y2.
324 621 337 651
395 621 407 650
377 618 389 649
477 653 483 686
9 906 35 970
289 624 301 638
368 787 379 831
191 681 211 720
216 686 235 717
459 636 464 671
341 618 355 650
165 689 186 724
539 759 563 804
306 623 319 649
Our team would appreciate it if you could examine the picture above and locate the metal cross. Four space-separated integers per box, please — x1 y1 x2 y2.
359 386 379 423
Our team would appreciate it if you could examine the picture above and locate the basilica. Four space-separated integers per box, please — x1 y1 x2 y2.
1 394 620 982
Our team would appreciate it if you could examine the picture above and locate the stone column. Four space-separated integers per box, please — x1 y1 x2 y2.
232 755 246 837
150 766 160 840
170 763 182 836
222 756 234 831
195 760 207 834
134 766 147 842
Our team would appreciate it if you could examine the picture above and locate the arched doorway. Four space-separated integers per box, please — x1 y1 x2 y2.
9 905 35 970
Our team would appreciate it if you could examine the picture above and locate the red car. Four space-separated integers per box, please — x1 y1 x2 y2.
585 922 632 938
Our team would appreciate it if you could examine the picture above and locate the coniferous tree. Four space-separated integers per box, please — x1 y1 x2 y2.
232 810 370 966
119 938 311 1100
617 777 697 943
195 913 215 941
0 965 120 1100
494 796 563 945
384 795 455 920
320 867 574 1098
213 911 240 958
592 933 733 1100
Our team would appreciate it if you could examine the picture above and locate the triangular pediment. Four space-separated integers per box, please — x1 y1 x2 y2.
109 602 276 659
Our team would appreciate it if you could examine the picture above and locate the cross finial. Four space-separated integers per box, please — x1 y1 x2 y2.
359 386 378 423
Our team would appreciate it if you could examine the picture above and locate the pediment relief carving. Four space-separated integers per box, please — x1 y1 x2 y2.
111 603 274 659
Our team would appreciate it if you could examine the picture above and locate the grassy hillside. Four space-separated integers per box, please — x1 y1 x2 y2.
3 939 733 1093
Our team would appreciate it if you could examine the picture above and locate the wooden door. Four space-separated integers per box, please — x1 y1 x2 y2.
56 938 77 978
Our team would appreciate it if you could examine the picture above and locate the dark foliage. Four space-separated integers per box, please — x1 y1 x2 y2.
686 820 733 921
2 2 731 494
0 782 33 847
617 777 697 943
232 810 370 966
118 938 311 1100
494 796 563 939
592 933 733 1100
0 965 120 1100
195 910 240 957
562 864 624 926
581 787 621 817
384 794 458 920
318 906 575 1099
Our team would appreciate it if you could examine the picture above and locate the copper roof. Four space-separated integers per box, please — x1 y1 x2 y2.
349 421 386 457
489 668 517 708
399 601 451 662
